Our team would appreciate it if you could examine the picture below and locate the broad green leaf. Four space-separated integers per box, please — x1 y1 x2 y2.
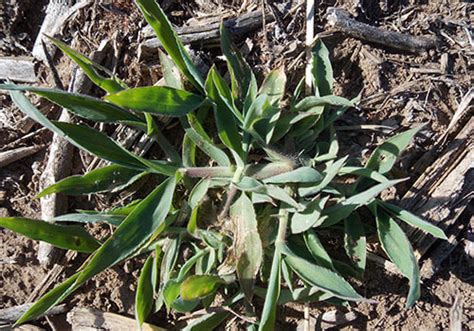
163 279 181 312
255 286 333 305
263 167 323 184
220 23 253 102
259 68 286 105
206 68 243 157
37 164 144 198
235 177 301 210
50 121 144 170
177 249 208 282
182 311 229 331
161 237 181 285
211 66 243 122
344 213 366 275
146 117 182 164
231 193 263 301
182 133 196 167
15 273 80 326
321 178 406 227
52 122 177 175
6 92 159 174
377 200 447 239
374 205 420 308
259 249 281 331
290 197 328 234
16 176 178 324
180 275 223 301
284 250 363 301
159 49 183 89
182 292 244 331
46 35 125 93
1 84 140 122
152 246 163 293
172 297 200 313
0 217 99 253
243 94 269 130
185 127 231 167
365 125 424 174
135 0 204 90
339 166 389 184
189 178 211 209
76 175 176 280
304 229 335 270
105 86 204 117
311 39 333 97
135 255 154 327
53 213 124 226
9 89 66 134
298 157 347 197
295 95 353 112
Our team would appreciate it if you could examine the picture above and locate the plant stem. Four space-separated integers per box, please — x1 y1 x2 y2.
180 161 295 180
276 204 289 246
179 166 235 178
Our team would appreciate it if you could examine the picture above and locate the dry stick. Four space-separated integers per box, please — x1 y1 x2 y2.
38 96 75 265
0 304 66 324
305 0 315 96
67 307 165 331
139 10 275 59
326 8 438 54
304 1 315 327
32 0 92 61
0 57 36 83
37 43 111 265
32 0 72 61
0 145 45 168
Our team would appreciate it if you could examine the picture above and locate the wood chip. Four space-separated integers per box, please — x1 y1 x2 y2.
326 7 438 54
67 307 165 331
139 10 275 60
0 303 66 323
0 57 36 83
0 145 45 168
401 118 474 262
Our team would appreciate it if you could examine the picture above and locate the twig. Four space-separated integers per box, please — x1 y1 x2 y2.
0 57 36 83
326 8 438 54
38 40 112 265
67 307 165 331
41 40 64 90
0 304 66 323
32 0 92 61
0 145 45 168
305 0 315 95
139 10 275 59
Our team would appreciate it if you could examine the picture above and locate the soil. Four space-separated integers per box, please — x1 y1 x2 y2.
0 0 472 330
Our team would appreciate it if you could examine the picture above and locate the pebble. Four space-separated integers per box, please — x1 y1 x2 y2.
0 207 10 217
0 190 6 203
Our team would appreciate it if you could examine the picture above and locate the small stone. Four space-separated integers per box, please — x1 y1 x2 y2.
124 260 134 273
0 207 10 217
0 190 6 203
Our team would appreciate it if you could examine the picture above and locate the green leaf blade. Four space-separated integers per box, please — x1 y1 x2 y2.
135 255 154 327
378 200 447 239
231 193 263 301
180 275 223 301
0 217 99 253
0 84 140 123
311 39 333 97
135 0 204 91
374 205 420 308
284 252 363 302
37 164 144 198
105 86 204 117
